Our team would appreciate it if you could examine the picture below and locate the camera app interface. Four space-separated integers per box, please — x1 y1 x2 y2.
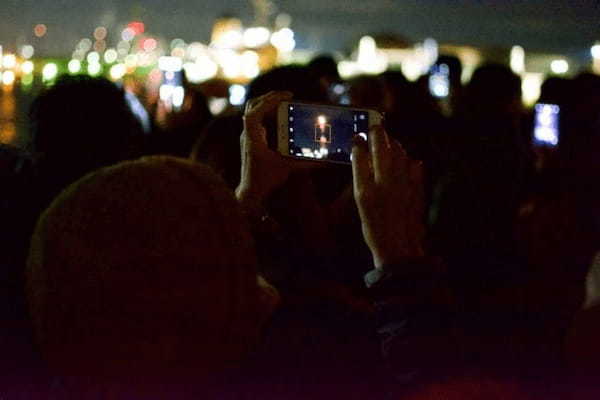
534 103 560 147
287 103 370 163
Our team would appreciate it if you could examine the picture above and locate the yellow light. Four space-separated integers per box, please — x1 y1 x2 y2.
42 63 58 81
88 63 102 76
216 50 241 79
2 70 15 86
110 63 126 80
318 115 327 125
3 54 17 69
357 36 388 75
21 61 34 75
550 59 569 74
522 72 543 106
510 46 525 75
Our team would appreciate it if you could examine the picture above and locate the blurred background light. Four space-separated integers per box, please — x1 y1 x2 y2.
42 63 58 81
68 59 81 74
550 59 569 74
229 84 247 106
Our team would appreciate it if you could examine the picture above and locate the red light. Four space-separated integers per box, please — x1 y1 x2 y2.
34 24 47 38
142 38 158 52
127 21 145 35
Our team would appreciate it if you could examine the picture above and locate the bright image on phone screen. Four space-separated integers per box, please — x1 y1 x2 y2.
534 103 560 147
287 103 369 163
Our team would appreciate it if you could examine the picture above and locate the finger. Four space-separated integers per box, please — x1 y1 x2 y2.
244 92 293 140
351 134 374 201
369 125 392 184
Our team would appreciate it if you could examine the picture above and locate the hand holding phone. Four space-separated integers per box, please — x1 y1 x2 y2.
236 91 294 209
533 103 560 147
351 127 425 269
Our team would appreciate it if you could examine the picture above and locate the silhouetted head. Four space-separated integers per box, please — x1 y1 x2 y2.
461 64 522 118
539 77 571 107
246 65 329 103
27 156 278 382
29 75 143 178
348 75 392 112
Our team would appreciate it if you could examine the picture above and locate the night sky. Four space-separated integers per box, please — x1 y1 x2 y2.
2 0 600 57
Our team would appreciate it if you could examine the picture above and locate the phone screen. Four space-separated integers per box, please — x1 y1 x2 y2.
533 103 560 147
286 103 370 163
159 70 184 110
429 63 450 98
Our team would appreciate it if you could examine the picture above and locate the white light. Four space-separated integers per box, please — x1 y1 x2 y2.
42 63 58 81
68 59 81 74
159 85 174 101
209 98 228 115
110 63 126 80
88 62 102 76
158 56 183 72
121 28 135 42
170 38 186 50
216 50 241 79
21 61 34 75
21 45 35 59
172 86 185 108
78 38 93 52
229 84 247 106
214 30 243 49
87 51 100 64
124 54 138 69
270 28 295 52
241 50 260 79
592 44 600 60
423 38 438 70
510 46 525 74
550 59 569 74
3 54 17 69
104 48 118 64
243 27 271 48
337 61 359 79
2 70 15 86
357 36 388 75
183 59 218 83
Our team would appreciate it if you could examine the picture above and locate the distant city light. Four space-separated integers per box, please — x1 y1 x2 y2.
183 59 218 83
510 45 525 74
42 63 58 81
591 44 600 59
34 24 47 38
127 21 145 35
241 50 260 79
68 59 81 74
94 26 108 41
87 51 100 64
21 61 34 75
2 70 15 86
270 28 295 52
158 56 183 72
522 72 543 106
357 36 388 74
110 63 126 80
229 84 247 105
3 54 17 69
121 28 136 42
170 38 186 50
21 45 35 59
243 27 271 48
87 62 102 76
78 38 93 52
550 59 569 74
94 40 107 53
104 48 118 64
214 30 243 49
142 38 158 52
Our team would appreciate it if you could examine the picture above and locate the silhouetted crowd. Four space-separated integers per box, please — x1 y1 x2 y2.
1 54 600 399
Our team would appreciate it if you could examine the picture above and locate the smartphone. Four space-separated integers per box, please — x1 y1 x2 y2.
277 102 383 164
158 56 185 110
429 63 450 98
533 103 560 147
